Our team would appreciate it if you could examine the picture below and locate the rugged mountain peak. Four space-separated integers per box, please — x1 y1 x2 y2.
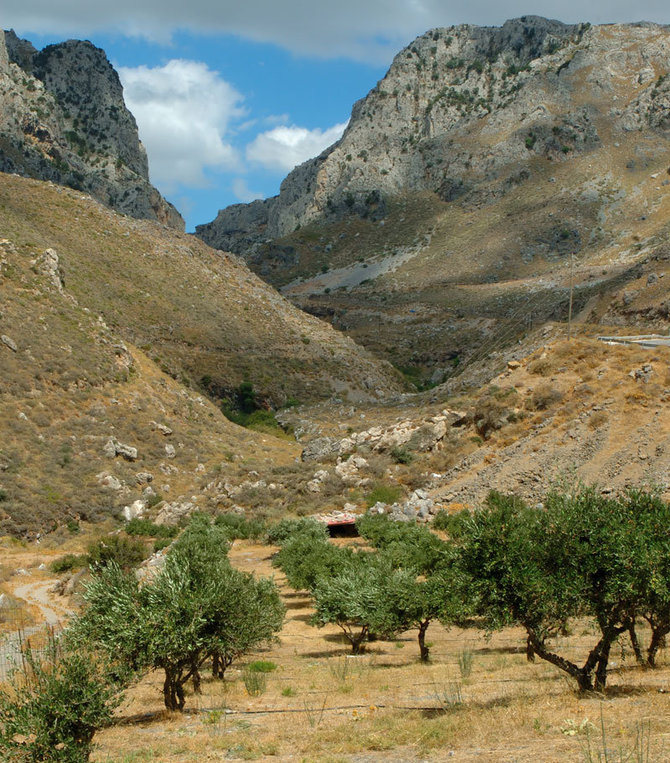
194 17 637 254
452 16 580 64
0 29 37 72
3 29 37 70
0 30 183 229
195 18 670 389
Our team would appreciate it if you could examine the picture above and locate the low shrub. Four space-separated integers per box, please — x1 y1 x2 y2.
87 535 147 570
124 518 177 539
66 518 80 534
390 446 414 465
246 660 277 673
365 482 403 507
588 410 609 429
431 508 472 538
527 357 553 376
50 554 88 574
472 387 518 439
145 492 163 509
526 383 563 411
223 406 292 438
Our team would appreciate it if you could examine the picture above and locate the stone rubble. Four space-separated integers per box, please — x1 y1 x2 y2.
302 409 466 461
155 500 195 526
122 499 145 521
367 488 440 523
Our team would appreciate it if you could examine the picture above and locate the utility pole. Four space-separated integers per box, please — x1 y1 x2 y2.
567 252 575 341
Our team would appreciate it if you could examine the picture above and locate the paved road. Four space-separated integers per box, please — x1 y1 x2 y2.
598 334 670 348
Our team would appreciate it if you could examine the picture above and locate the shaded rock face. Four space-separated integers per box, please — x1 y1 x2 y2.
195 17 666 256
0 30 183 229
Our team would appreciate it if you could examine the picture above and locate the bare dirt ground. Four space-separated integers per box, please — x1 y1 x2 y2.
0 546 72 680
11 579 70 626
0 546 72 629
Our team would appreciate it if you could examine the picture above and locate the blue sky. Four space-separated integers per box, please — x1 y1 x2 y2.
19 29 386 230
4 1 670 230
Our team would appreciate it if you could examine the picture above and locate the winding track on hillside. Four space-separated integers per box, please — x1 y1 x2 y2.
0 577 71 678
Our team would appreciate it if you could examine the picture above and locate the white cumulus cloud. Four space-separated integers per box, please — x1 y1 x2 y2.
246 122 348 173
118 59 245 190
232 178 264 202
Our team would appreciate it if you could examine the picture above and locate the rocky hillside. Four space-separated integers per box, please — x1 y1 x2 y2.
0 171 404 535
0 30 183 229
196 18 670 385
280 333 670 523
198 17 591 247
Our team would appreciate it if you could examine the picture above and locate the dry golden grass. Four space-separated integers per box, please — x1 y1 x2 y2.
0 170 405 535
84 540 670 763
0 172 403 407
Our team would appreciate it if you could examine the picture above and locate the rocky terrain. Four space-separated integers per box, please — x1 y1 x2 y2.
1 19 669 543
0 30 182 228
0 171 405 535
197 18 670 385
198 17 592 246
286 334 670 521
2 22 670 763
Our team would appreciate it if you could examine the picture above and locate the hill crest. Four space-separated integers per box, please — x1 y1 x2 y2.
0 30 183 229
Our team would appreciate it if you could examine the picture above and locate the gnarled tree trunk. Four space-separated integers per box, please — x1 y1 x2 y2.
417 620 431 662
163 666 186 711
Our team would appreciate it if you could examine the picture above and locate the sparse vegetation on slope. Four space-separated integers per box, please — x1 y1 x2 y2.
0 171 406 535
198 20 670 385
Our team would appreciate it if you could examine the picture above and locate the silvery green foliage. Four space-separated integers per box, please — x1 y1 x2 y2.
72 514 284 711
0 633 122 762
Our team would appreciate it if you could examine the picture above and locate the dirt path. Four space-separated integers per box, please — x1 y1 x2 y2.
0 575 73 679
12 579 70 627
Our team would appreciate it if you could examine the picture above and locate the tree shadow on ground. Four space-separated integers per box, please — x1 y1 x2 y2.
284 599 312 611
473 645 525 655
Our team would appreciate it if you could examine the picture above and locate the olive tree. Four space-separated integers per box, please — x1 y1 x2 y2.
0 634 123 763
73 516 284 711
266 517 329 546
459 488 653 691
310 556 400 653
356 514 467 660
380 567 466 661
614 489 670 667
273 533 356 592
356 514 449 574
542 486 648 689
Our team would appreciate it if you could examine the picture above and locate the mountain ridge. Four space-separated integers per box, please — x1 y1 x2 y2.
195 17 670 386
195 16 594 250
0 30 183 229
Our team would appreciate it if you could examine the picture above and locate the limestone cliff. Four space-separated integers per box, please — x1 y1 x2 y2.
196 17 669 253
195 17 670 387
0 30 183 229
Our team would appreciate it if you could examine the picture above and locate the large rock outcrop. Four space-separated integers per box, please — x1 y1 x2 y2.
0 30 183 229
194 18 670 386
196 18 668 254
